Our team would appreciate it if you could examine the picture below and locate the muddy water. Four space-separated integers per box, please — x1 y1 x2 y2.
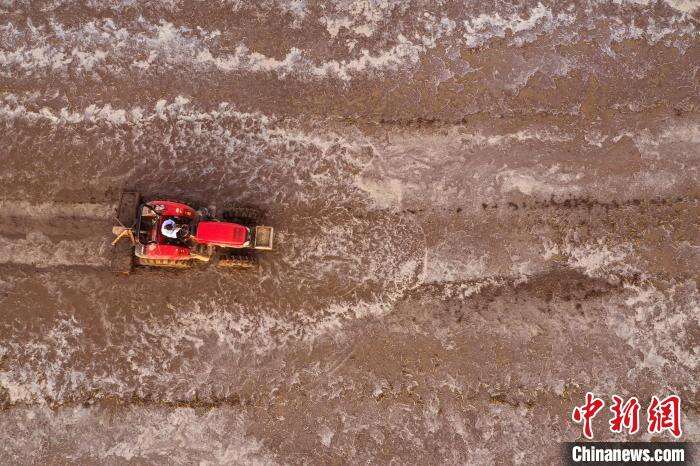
0 1 698 464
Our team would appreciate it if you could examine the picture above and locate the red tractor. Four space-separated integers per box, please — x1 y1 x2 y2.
111 192 273 273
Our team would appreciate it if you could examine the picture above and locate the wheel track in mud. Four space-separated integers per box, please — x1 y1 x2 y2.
0 194 695 270
0 199 116 268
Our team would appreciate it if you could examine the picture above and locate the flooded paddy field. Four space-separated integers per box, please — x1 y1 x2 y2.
0 0 698 463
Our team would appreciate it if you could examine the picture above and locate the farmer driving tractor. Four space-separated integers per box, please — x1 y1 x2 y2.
111 193 274 273
161 218 190 241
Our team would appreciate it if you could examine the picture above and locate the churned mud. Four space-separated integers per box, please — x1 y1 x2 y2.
0 0 698 464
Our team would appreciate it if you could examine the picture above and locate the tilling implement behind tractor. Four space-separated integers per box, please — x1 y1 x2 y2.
111 192 273 274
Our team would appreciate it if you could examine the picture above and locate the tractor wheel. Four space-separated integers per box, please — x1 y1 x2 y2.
221 207 262 226
136 258 193 269
218 254 257 269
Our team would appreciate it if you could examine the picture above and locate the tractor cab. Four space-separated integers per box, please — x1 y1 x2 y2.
136 200 197 247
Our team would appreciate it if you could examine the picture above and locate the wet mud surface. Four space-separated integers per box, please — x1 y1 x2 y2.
0 0 698 464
